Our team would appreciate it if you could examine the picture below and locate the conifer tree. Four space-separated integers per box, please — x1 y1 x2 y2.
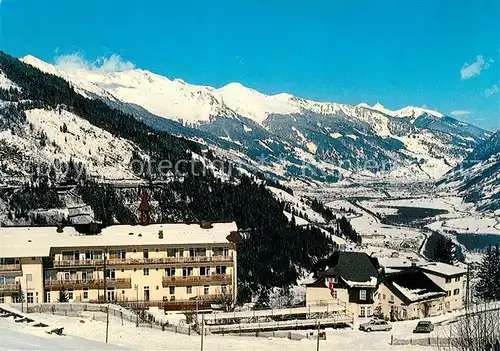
433 235 454 264
475 245 500 301
58 286 69 302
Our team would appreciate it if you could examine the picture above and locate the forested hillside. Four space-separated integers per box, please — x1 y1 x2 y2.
0 51 337 303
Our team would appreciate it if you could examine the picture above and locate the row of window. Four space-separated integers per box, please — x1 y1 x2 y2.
163 266 227 277
60 247 230 260
0 258 19 265
167 284 227 295
445 277 461 284
359 306 372 317
42 283 228 303
54 265 229 280
380 293 395 302
9 292 37 304
331 288 369 301
446 288 460 297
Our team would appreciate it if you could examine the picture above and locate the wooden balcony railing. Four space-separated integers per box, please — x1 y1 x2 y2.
53 255 233 268
162 274 232 287
44 278 132 290
0 283 20 293
0 264 21 272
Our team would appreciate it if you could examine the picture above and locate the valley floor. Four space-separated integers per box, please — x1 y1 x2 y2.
297 180 499 264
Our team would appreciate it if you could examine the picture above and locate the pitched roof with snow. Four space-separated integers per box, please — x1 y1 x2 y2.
418 262 467 277
383 269 445 305
379 257 466 278
318 251 379 284
0 222 238 258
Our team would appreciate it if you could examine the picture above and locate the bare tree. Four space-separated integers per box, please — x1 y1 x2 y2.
436 304 500 351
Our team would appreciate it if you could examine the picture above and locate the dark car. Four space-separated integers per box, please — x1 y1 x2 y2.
413 321 434 333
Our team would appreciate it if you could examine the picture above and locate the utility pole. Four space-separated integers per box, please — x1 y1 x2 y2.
25 275 28 313
103 248 107 303
316 319 321 351
200 313 204 351
105 304 110 343
135 284 139 327
466 263 470 314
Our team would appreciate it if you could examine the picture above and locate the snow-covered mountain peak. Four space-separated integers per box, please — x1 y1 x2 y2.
17 54 448 126
273 92 295 100
21 55 60 76
363 102 444 119
357 102 371 108
393 106 444 119
217 82 261 96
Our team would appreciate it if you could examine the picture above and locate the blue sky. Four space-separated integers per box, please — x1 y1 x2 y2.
0 0 498 131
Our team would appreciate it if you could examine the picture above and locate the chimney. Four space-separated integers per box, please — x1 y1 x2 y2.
200 221 213 229
138 190 151 226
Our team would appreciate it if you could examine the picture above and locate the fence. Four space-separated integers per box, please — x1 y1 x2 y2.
17 303 193 336
391 336 500 349
224 330 321 341
391 336 458 347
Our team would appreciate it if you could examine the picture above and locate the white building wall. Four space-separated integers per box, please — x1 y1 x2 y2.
305 286 349 307
19 257 44 304
377 283 445 320
423 273 464 311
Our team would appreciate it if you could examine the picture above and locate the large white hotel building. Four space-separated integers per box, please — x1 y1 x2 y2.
0 220 239 310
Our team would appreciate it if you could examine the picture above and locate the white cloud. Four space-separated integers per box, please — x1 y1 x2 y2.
54 52 135 73
485 84 499 97
460 55 493 79
450 110 472 116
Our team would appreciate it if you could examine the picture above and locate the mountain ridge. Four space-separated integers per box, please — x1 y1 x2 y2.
437 132 500 212
18 54 492 182
20 54 452 127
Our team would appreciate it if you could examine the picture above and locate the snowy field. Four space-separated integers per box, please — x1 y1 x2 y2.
360 195 499 236
326 199 425 252
1 306 471 351
325 190 498 265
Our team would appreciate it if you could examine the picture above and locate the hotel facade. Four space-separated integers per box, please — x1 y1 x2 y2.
0 221 239 310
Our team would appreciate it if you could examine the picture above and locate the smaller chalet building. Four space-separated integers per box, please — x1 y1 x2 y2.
305 251 379 319
379 260 467 313
378 269 446 321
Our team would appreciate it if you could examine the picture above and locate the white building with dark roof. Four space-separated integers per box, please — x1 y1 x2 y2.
304 251 380 320
378 269 446 321
378 260 467 313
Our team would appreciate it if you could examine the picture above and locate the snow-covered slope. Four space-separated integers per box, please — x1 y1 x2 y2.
437 132 500 212
361 102 444 119
0 106 141 180
20 55 492 182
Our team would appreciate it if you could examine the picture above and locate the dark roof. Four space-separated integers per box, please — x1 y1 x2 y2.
318 251 379 283
304 279 328 288
383 269 446 305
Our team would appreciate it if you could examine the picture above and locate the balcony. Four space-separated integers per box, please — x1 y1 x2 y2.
0 264 22 272
44 278 132 290
53 255 233 268
162 274 232 287
52 259 103 268
0 283 20 293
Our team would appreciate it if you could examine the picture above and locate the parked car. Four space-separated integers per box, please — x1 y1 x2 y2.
359 319 392 332
413 321 434 333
